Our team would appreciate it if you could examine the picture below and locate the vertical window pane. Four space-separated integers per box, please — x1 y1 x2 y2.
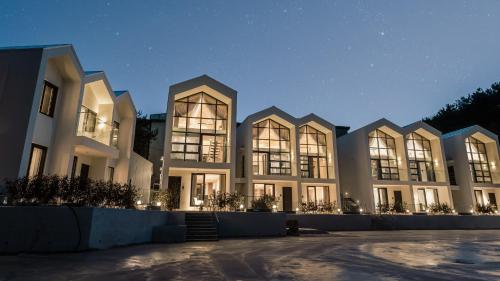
28 145 47 177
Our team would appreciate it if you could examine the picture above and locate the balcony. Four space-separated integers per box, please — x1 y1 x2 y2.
77 107 119 148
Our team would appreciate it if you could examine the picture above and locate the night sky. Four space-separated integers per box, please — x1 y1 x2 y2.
1 1 500 129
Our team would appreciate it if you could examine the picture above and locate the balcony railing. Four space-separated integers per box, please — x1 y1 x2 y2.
77 110 118 148
171 144 229 163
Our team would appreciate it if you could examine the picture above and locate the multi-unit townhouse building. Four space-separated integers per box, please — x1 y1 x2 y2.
0 44 152 202
443 126 500 213
338 119 453 213
161 75 237 210
235 107 340 211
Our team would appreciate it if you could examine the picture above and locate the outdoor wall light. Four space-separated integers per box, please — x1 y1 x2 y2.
295 207 300 212
136 200 142 205
359 208 364 213
239 204 244 210
272 204 277 212
156 201 161 207
405 209 410 213
470 209 474 214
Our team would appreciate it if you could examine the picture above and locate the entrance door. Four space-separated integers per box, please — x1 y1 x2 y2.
168 176 182 209
394 190 403 206
282 186 292 212
488 193 497 208
80 164 90 181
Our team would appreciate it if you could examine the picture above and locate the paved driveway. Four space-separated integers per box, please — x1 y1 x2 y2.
1 230 500 280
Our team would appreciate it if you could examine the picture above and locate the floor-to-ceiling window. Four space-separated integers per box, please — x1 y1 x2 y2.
465 137 492 183
252 119 291 175
369 129 399 180
307 186 330 205
27 144 47 177
300 125 328 179
191 174 225 206
407 132 436 182
171 92 228 162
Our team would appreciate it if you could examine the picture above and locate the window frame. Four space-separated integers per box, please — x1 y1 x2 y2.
369 129 400 180
171 92 228 163
306 186 330 205
27 143 48 177
407 132 436 182
190 173 226 206
39 81 58 117
300 125 329 179
465 137 492 183
252 119 292 176
253 183 275 198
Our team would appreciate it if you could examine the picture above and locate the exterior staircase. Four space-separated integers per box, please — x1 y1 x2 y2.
185 212 219 241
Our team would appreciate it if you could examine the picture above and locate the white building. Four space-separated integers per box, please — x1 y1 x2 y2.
0 44 151 200
338 119 453 213
161 75 237 210
443 126 500 213
236 107 340 211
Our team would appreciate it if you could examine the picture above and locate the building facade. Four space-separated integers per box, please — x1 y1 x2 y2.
0 44 151 200
443 126 500 213
161 75 237 210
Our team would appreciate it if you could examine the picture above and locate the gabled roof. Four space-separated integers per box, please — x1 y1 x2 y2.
169 74 237 100
442 125 498 142
297 113 335 132
115 90 137 118
241 106 297 126
84 70 104 75
0 44 72 51
403 121 442 137
348 118 403 137
113 90 128 97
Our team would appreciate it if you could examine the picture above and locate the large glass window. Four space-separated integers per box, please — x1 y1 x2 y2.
253 183 275 198
407 132 435 182
252 119 291 175
300 125 328 179
307 186 330 205
466 137 492 183
111 121 119 148
190 173 225 206
39 81 58 117
369 129 399 180
171 92 228 162
27 144 47 177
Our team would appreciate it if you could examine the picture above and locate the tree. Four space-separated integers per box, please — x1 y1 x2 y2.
133 111 158 159
424 82 500 136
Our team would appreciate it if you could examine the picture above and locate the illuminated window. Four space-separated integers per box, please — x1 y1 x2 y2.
252 119 291 175
300 125 328 179
27 144 47 177
307 186 330 205
171 92 228 162
191 173 225 206
369 129 399 180
465 137 492 183
253 183 275 197
407 132 435 182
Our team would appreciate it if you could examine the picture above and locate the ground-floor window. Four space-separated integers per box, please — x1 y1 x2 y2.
27 144 47 177
191 173 225 206
373 187 389 210
253 183 275 198
107 166 115 183
416 188 440 211
475 190 484 206
307 186 329 205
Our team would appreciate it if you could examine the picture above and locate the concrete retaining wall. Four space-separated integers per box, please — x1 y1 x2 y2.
0 206 177 253
216 212 287 237
287 214 500 231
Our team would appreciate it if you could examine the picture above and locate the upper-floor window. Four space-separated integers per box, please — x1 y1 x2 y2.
465 137 492 183
369 129 399 180
299 125 328 179
407 132 435 182
171 92 228 162
111 121 120 148
39 81 58 117
252 119 291 175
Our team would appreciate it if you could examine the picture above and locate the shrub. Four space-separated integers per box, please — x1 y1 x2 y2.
251 194 277 211
476 204 496 214
390 202 408 213
429 203 453 214
4 175 138 209
152 188 180 211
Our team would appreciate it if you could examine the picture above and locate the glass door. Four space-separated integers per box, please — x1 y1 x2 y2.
417 188 427 211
